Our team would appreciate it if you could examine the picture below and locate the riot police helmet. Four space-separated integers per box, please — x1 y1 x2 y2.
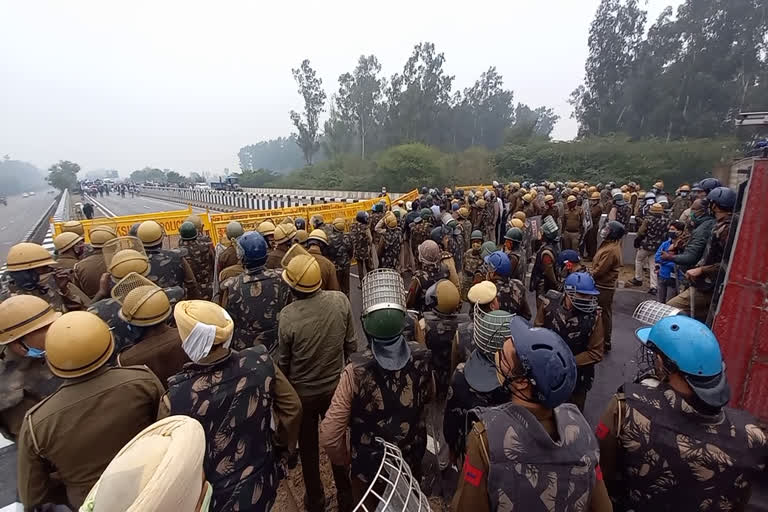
237 231 268 269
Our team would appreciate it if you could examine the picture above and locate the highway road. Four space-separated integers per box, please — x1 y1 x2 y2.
80 191 210 217
0 190 58 265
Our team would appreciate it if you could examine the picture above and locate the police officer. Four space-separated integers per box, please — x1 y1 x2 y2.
671 184 692 220
483 250 532 320
266 222 296 269
307 228 341 291
668 187 736 321
585 191 603 259
320 268 434 504
457 207 473 254
535 272 604 411
453 315 610 511
422 279 465 398
406 240 449 312
277 244 357 512
4 242 65 311
178 220 215 300
329 217 354 296
375 211 403 270
53 231 85 270
73 225 117 298
410 209 433 267
350 211 374 278
557 248 586 280
631 202 667 293
461 230 485 301
609 189 632 228
160 300 302 512
369 203 386 248
137 220 200 299
596 316 767 510
185 213 211 244
221 231 289 352
215 221 244 282
257 220 276 249
444 304 511 464
0 295 61 440
530 217 561 308
17 312 165 510
502 227 525 283
591 220 624 351
562 195 584 251
115 284 189 385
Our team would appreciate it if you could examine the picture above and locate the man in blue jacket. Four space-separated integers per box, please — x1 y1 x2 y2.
654 220 685 303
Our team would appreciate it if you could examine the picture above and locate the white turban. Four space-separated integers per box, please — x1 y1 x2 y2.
81 416 207 512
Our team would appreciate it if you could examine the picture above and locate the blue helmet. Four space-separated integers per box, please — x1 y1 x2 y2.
507 316 576 409
556 249 581 268
707 186 736 211
484 251 511 277
451 203 460 211
564 272 600 313
636 316 729 408
295 218 306 230
237 231 268 269
699 177 722 193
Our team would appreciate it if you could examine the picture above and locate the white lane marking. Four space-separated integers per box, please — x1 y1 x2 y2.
0 436 13 449
0 503 23 512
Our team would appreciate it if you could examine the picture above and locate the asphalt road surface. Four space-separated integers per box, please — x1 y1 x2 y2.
0 190 57 264
80 191 210 217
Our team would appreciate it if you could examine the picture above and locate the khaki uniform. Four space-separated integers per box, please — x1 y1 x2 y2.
591 240 622 349
217 244 239 272
308 245 340 291
117 323 189 387
73 252 106 299
0 351 61 441
266 245 288 270
17 366 165 509
55 254 79 271
6 273 66 312
562 206 584 251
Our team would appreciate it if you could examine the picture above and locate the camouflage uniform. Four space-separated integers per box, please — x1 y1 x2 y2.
443 362 508 460
87 298 142 358
458 219 473 251
614 203 633 228
166 346 280 512
493 276 532 320
5 273 65 312
461 247 484 300
409 222 432 264
369 212 385 246
329 229 354 296
531 242 559 303
349 222 373 278
598 380 767 511
407 264 449 313
0 351 62 440
349 343 433 483
506 247 526 283
423 311 467 399
221 267 290 352
378 227 402 270
146 247 200 299
178 238 214 300
476 402 598 510
671 195 692 220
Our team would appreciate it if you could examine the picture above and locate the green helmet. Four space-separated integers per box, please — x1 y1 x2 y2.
504 227 523 243
541 216 560 241
470 230 483 241
179 221 198 241
480 241 497 258
420 208 433 220
361 268 406 339
226 221 244 241
128 222 141 237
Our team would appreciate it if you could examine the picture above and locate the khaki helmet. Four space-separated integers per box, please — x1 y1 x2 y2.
6 242 57 271
476 198 487 208
45 311 114 378
623 192 631 202
257 221 276 237
638 189 647 198
184 214 203 232
620 185 629 192
567 195 578 204
548 183 556 190
458 207 469 219
588 186 597 193
522 193 533 203
650 202 665 214
384 211 398 229
512 211 526 222
332 218 345 232
62 220 85 236
89 225 118 248
281 216 294 225
544 194 554 203
273 223 297 245
136 221 164 247
310 214 325 229
226 221 244 241
654 181 664 189
430 279 460 314
53 232 83 253
573 187 581 194
0 295 61 345
119 285 171 326
467 280 497 306
519 188 528 195
109 249 150 278
510 218 525 229
590 191 601 200
530 189 538 198
307 229 328 246
680 184 691 192
280 244 322 293
293 229 309 245
511 182 520 189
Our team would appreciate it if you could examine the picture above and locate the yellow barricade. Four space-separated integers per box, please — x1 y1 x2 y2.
455 184 494 192
396 189 420 204
53 207 201 243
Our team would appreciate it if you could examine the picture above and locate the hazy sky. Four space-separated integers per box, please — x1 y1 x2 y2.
2 0 682 175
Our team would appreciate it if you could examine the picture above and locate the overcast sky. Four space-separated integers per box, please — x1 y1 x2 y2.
1 0 682 175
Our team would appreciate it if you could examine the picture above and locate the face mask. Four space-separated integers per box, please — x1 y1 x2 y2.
668 231 678 239
20 340 45 359
600 228 610 239
646 198 655 205
680 191 688 198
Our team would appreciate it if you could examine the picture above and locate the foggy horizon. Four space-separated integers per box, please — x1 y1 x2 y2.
2 0 681 176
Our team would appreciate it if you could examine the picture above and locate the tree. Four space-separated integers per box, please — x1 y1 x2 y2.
322 102 355 160
238 137 306 172
337 55 385 159
505 104 560 144
130 167 167 184
46 160 81 191
290 59 327 165
189 172 206 183
165 171 186 185
458 67 515 149
0 158 44 195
